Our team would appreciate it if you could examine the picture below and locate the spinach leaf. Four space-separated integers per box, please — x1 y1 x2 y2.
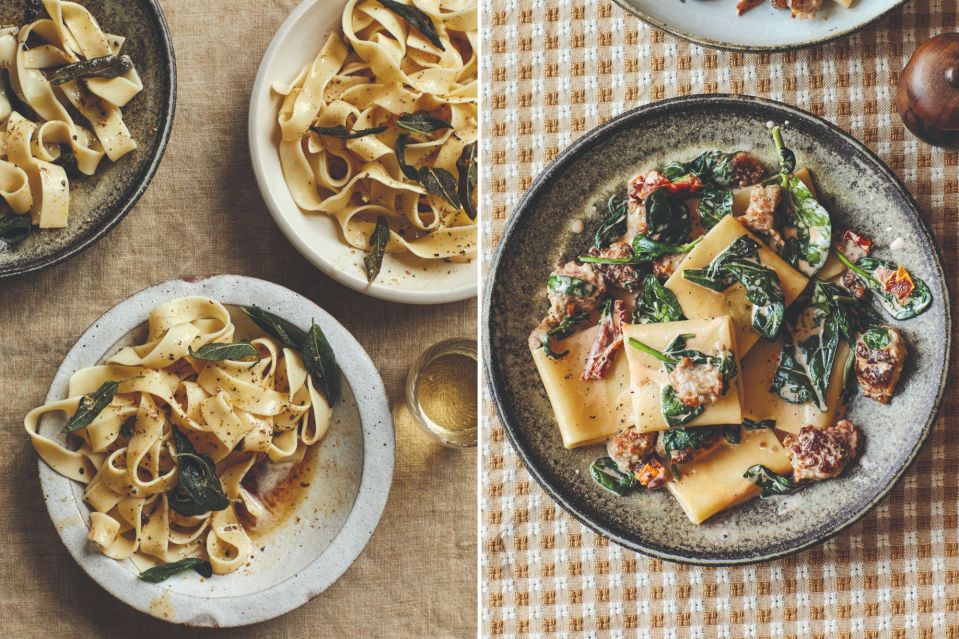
631 235 702 262
593 193 628 249
769 343 816 405
0 214 31 249
364 215 390 285
139 558 213 583
664 150 738 187
697 184 734 231
643 187 691 244
242 306 306 349
661 386 705 428
723 260 785 339
302 321 341 405
419 166 461 209
397 112 453 136
683 234 760 290
542 311 589 359
836 252 933 320
62 380 123 433
861 325 890 350
377 0 446 51
457 142 477 220
590 457 636 496
632 275 684 324
49 55 134 85
771 127 831 277
188 341 258 362
311 124 388 139
395 134 420 181
743 464 803 497
169 428 230 517
547 274 597 298
723 424 742 444
661 426 720 457
742 418 776 430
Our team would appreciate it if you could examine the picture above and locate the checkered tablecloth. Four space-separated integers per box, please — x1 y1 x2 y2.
480 2 959 636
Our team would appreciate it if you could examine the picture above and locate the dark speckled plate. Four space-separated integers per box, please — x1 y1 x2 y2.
483 95 951 565
0 0 175 278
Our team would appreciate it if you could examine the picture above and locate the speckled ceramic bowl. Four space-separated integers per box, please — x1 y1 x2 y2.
36 275 394 625
484 95 951 565
0 0 175 278
612 0 908 53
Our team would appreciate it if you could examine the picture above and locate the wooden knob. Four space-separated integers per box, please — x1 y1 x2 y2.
896 33 959 148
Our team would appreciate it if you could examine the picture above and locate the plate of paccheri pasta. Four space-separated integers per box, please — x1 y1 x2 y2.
611 0 907 52
484 95 950 565
25 275 393 626
249 0 478 304
0 0 174 277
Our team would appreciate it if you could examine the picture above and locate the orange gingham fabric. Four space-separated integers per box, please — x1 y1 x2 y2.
480 2 959 637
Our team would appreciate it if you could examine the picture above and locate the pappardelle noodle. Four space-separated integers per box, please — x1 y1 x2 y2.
274 0 478 284
0 0 141 243
25 298 340 580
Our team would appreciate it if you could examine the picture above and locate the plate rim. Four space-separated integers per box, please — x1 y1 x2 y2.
482 93 952 566
247 0 478 306
0 0 178 279
609 0 911 53
36 274 395 626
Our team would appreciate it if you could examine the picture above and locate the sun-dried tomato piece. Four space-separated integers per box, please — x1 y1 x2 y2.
636 459 670 491
880 265 915 302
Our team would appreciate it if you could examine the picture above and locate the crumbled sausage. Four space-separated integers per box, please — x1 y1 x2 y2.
607 426 657 474
586 242 640 291
788 0 822 18
729 152 767 187
784 420 862 482
667 356 725 408
839 268 868 300
854 326 908 404
546 261 607 318
652 251 687 281
737 184 784 249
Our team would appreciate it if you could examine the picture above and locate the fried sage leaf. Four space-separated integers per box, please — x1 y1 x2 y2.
0 214 32 249
302 321 341 405
590 457 636 496
395 134 420 181
188 341 258 362
457 142 477 220
48 54 134 85
62 380 122 433
311 124 387 139
139 558 213 584
169 428 230 517
743 464 803 497
418 166 461 209
242 306 307 349
377 0 446 51
397 112 453 136
364 215 390 285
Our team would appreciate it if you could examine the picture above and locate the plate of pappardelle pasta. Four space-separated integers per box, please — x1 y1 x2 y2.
484 95 950 565
249 0 478 304
611 0 906 52
25 275 393 626
0 0 174 277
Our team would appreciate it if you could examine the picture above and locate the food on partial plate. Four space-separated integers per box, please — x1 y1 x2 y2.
0 0 142 246
734 0 853 19
24 298 340 581
529 126 931 525
273 0 478 285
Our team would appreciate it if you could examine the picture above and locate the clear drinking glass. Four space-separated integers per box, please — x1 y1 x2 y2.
405 338 478 448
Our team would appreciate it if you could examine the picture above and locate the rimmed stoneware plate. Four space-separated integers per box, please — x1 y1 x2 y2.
249 0 477 305
484 94 951 565
612 0 908 52
0 0 176 278
36 275 394 626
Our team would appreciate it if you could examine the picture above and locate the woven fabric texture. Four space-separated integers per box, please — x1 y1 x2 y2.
0 1 476 637
480 2 959 637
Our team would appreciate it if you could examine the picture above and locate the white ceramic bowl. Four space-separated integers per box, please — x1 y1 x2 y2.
615 0 906 52
35 275 394 626
249 0 477 304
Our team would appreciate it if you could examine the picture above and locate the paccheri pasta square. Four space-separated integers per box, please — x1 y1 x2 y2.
622 316 744 433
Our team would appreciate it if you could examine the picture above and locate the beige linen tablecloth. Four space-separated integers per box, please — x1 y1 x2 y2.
481 1 958 637
0 1 476 637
